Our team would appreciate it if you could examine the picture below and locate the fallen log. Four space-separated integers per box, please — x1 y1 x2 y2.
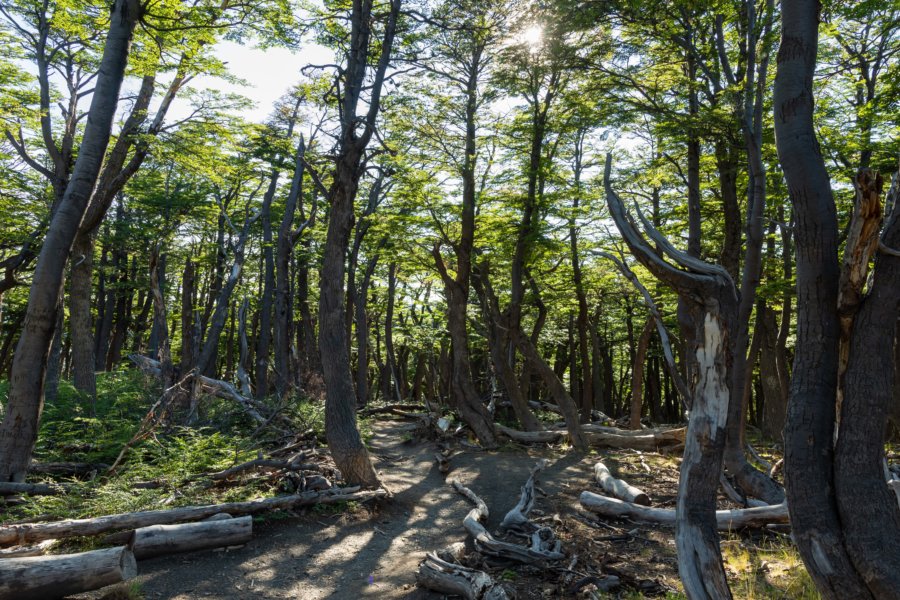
0 546 136 600
579 492 789 530
495 423 685 451
0 487 386 546
593 462 651 506
127 516 252 559
359 403 426 417
719 473 768 508
451 480 564 565
0 482 64 496
417 552 510 600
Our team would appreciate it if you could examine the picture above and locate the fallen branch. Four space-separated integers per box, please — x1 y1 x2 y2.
0 540 56 558
496 423 685 451
500 460 547 533
451 480 564 565
0 546 136 600
0 482 64 496
593 462 650 506
416 552 510 600
580 492 788 530
0 487 386 546
720 473 768 508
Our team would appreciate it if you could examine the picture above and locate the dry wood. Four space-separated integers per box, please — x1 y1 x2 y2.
0 481 63 496
580 492 788 530
0 545 136 600
500 460 547 533
593 462 650 506
416 552 510 600
495 423 685 451
451 480 564 564
0 487 386 546
127 515 252 559
720 473 768 508
0 540 56 558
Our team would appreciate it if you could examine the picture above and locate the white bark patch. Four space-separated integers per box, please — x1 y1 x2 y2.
693 313 729 441
810 538 835 576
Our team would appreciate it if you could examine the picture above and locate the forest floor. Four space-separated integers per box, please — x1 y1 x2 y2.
69 418 814 600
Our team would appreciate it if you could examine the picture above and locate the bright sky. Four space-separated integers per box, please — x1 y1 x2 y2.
172 40 333 124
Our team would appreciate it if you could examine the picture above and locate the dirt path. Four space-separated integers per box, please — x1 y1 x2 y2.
129 421 606 599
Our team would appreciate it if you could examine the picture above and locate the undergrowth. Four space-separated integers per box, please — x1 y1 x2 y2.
1 369 352 527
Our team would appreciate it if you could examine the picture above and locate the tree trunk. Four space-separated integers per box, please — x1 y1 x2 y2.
70 233 97 403
774 3 872 595
629 318 653 430
0 0 141 482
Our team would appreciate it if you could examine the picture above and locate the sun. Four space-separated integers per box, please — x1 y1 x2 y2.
522 24 543 47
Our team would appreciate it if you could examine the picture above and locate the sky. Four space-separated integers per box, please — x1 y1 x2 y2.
168 40 333 124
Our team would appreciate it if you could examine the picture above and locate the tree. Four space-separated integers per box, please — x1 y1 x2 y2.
775 1 900 596
314 0 402 488
0 0 143 482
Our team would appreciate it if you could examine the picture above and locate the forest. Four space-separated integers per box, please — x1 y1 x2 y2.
0 0 899 598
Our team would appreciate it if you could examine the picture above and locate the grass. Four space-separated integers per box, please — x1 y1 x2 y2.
721 537 820 599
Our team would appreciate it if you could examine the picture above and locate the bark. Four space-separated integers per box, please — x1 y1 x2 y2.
774 2 871 595
179 257 196 376
0 546 137 600
0 0 141 482
759 304 786 439
255 171 280 400
355 253 379 407
69 234 97 402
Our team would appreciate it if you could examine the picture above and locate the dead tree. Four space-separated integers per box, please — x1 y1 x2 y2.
605 154 735 599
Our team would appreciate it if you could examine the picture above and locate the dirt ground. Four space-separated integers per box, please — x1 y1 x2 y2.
78 420 687 599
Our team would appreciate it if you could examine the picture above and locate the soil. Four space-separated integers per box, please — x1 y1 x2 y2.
77 420 687 599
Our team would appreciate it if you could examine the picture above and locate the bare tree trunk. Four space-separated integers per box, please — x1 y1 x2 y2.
0 0 141 482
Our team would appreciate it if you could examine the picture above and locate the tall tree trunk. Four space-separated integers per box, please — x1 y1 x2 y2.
774 2 872 595
70 234 97 404
0 0 141 482
274 136 307 398
630 318 654 430
255 172 280 400
355 255 378 408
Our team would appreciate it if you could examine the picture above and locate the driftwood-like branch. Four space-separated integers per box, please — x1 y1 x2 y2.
500 460 547 533
593 462 650 506
580 492 788 530
416 552 510 600
720 472 768 508
451 480 564 565
0 487 385 546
